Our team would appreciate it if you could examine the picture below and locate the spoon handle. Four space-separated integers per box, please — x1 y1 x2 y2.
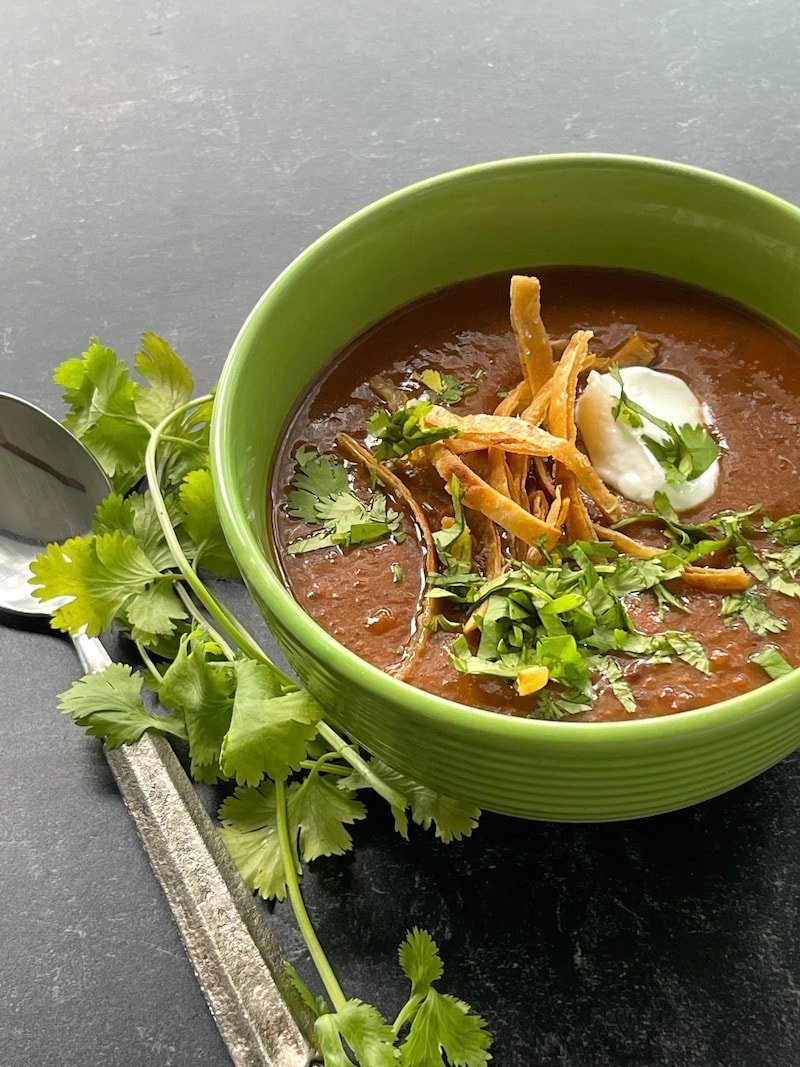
70 632 316 1067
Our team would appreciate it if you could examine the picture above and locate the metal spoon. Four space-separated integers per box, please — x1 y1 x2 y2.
0 393 314 1067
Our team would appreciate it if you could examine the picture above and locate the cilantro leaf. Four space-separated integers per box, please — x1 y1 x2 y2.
290 773 367 862
54 339 149 488
94 490 177 571
219 660 320 785
287 448 401 555
287 447 350 521
400 990 492 1067
343 758 480 843
158 634 234 775
592 655 636 713
433 477 472 575
721 592 786 636
533 688 594 721
315 1001 399 1067
58 663 186 747
607 364 719 485
134 333 194 426
750 646 794 680
367 400 459 461
399 929 444 994
29 535 117 634
179 468 240 577
219 773 366 897
413 369 477 405
396 929 492 1067
218 780 295 901
29 531 186 639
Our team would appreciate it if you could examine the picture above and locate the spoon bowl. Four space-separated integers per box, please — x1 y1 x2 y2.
0 392 111 616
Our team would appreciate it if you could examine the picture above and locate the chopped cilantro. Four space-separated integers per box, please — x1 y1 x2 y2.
286 447 401 554
721 592 786 636
413 367 478 404
432 476 472 575
436 543 711 716
592 655 637 714
367 400 459 461
750 646 794 680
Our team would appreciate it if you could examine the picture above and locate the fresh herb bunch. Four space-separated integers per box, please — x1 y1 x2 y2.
30 336 491 1066
608 364 720 484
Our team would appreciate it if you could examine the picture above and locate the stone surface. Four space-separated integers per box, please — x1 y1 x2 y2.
2 0 800 1063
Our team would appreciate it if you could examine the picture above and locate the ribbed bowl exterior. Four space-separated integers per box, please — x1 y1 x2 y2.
213 155 800 821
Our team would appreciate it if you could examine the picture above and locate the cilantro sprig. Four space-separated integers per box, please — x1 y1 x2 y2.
32 336 489 1066
608 364 720 485
287 447 401 554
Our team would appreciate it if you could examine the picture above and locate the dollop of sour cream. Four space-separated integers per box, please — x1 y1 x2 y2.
575 366 720 512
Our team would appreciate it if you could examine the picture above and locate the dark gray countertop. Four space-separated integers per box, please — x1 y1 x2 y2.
3 1 800 1064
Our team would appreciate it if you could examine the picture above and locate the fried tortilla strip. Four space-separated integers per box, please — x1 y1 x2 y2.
510 276 554 395
520 349 597 427
425 407 619 517
546 485 570 530
546 329 601 540
593 524 660 558
533 456 555 497
547 329 592 440
431 446 561 547
530 489 549 521
507 452 530 509
595 332 658 372
593 524 753 592
467 509 504 578
493 378 531 417
487 448 513 498
337 433 436 569
682 564 753 592
337 433 438 681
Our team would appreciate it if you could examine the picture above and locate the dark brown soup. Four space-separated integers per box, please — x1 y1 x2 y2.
270 269 800 721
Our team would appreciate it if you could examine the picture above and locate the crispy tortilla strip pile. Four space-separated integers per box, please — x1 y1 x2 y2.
419 276 625 553
416 275 747 591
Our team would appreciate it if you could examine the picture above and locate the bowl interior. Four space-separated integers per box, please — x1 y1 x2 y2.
213 154 800 732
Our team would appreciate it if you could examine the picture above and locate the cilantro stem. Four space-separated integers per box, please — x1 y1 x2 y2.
135 641 163 684
274 778 348 1013
174 583 236 661
299 758 351 776
392 993 423 1038
145 398 269 664
315 721 408 812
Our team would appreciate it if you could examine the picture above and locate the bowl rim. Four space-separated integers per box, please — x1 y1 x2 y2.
212 151 800 746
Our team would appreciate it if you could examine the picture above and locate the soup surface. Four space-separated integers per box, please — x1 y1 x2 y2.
270 269 800 721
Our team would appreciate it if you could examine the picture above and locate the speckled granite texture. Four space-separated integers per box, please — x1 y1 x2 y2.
2 1 799 1063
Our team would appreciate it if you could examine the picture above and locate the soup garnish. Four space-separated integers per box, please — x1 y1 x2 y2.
272 269 800 720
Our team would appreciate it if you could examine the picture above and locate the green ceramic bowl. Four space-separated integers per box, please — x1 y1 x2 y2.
212 154 800 821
